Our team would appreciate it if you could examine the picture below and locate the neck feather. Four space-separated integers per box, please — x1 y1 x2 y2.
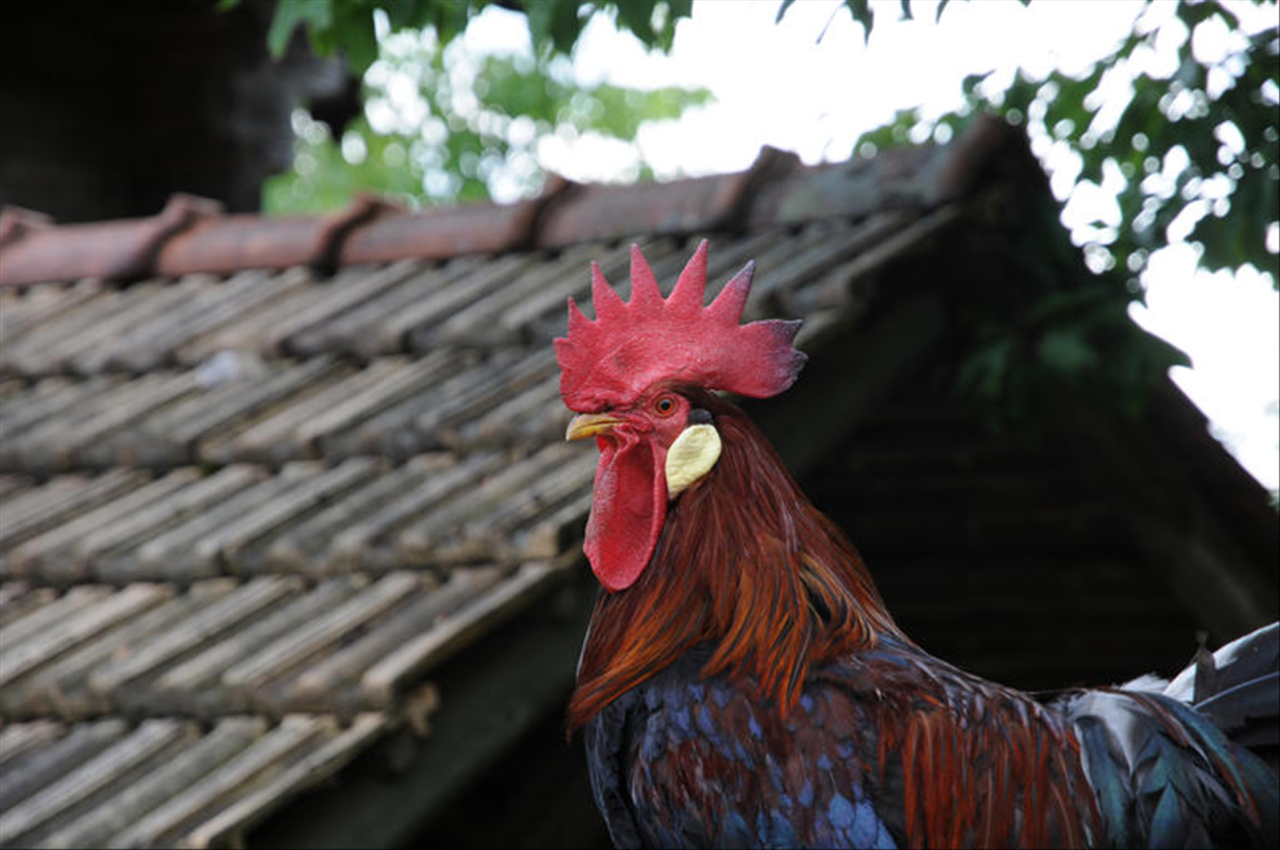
568 394 902 731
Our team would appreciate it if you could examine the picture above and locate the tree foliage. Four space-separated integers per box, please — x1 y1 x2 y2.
799 0 1278 286
242 0 705 212
265 0 690 74
779 0 1276 424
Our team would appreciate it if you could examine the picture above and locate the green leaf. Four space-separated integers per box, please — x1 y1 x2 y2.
957 338 1013 399
845 0 874 42
330 1 380 75
382 0 432 30
1176 0 1223 29
1024 288 1110 325
587 82 713 139
1192 205 1241 272
962 70 992 98
268 0 334 58
613 1 656 50
525 0 585 57
426 0 476 46
1051 66 1105 127
1037 329 1100 375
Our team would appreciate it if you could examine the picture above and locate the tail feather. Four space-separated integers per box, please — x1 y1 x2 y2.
1135 728 1221 849
1065 623 1280 847
1164 623 1279 706
1167 623 1280 774
1163 623 1280 842
1194 672 1280 747
1073 714 1132 846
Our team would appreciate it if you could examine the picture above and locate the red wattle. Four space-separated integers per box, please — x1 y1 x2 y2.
584 437 667 592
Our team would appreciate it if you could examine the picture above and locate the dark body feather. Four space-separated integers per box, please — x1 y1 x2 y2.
575 395 1280 849
586 634 1279 849
587 638 1093 848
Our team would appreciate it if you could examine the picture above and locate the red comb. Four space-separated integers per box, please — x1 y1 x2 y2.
555 240 807 411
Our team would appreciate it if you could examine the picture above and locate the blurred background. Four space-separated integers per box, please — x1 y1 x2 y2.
2 0 1274 496
0 1 1274 850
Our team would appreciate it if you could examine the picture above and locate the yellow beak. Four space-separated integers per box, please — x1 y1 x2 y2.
565 413 624 441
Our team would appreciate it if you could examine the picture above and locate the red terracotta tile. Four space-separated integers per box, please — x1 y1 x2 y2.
156 194 397 277
339 176 571 264
338 199 539 264
0 195 221 288
0 206 53 251
536 147 799 247
1 131 1032 290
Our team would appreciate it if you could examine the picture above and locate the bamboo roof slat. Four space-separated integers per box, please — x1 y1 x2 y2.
0 722 66 769
0 719 194 847
176 261 418 363
0 469 143 549
87 577 302 698
362 252 536 355
177 713 385 850
0 584 172 687
321 451 504 573
281 257 479 357
284 566 502 710
10 581 237 720
0 280 104 349
8 470 199 583
218 572 421 697
360 562 558 705
35 717 269 850
105 715 330 850
0 586 115 650
0 719 129 815
149 580 360 716
261 454 449 575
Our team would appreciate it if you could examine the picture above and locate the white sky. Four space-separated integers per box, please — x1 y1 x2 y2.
457 0 1279 490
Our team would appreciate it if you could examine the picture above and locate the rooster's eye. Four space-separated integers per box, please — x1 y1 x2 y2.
654 396 677 417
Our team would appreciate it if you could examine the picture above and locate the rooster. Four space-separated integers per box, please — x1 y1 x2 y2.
554 241 1279 849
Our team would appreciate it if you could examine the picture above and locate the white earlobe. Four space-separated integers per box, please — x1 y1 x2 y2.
665 424 722 498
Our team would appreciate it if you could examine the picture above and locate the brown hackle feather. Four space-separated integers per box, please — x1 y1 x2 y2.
568 390 900 731
569 389 1105 848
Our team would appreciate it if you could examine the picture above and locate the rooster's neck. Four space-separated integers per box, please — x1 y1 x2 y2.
568 393 902 731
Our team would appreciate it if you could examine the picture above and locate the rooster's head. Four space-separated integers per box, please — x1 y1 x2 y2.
554 241 807 592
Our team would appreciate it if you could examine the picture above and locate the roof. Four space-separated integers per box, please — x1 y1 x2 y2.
1 116 1274 848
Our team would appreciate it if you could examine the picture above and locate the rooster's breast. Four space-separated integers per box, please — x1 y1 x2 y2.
583 645 902 849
